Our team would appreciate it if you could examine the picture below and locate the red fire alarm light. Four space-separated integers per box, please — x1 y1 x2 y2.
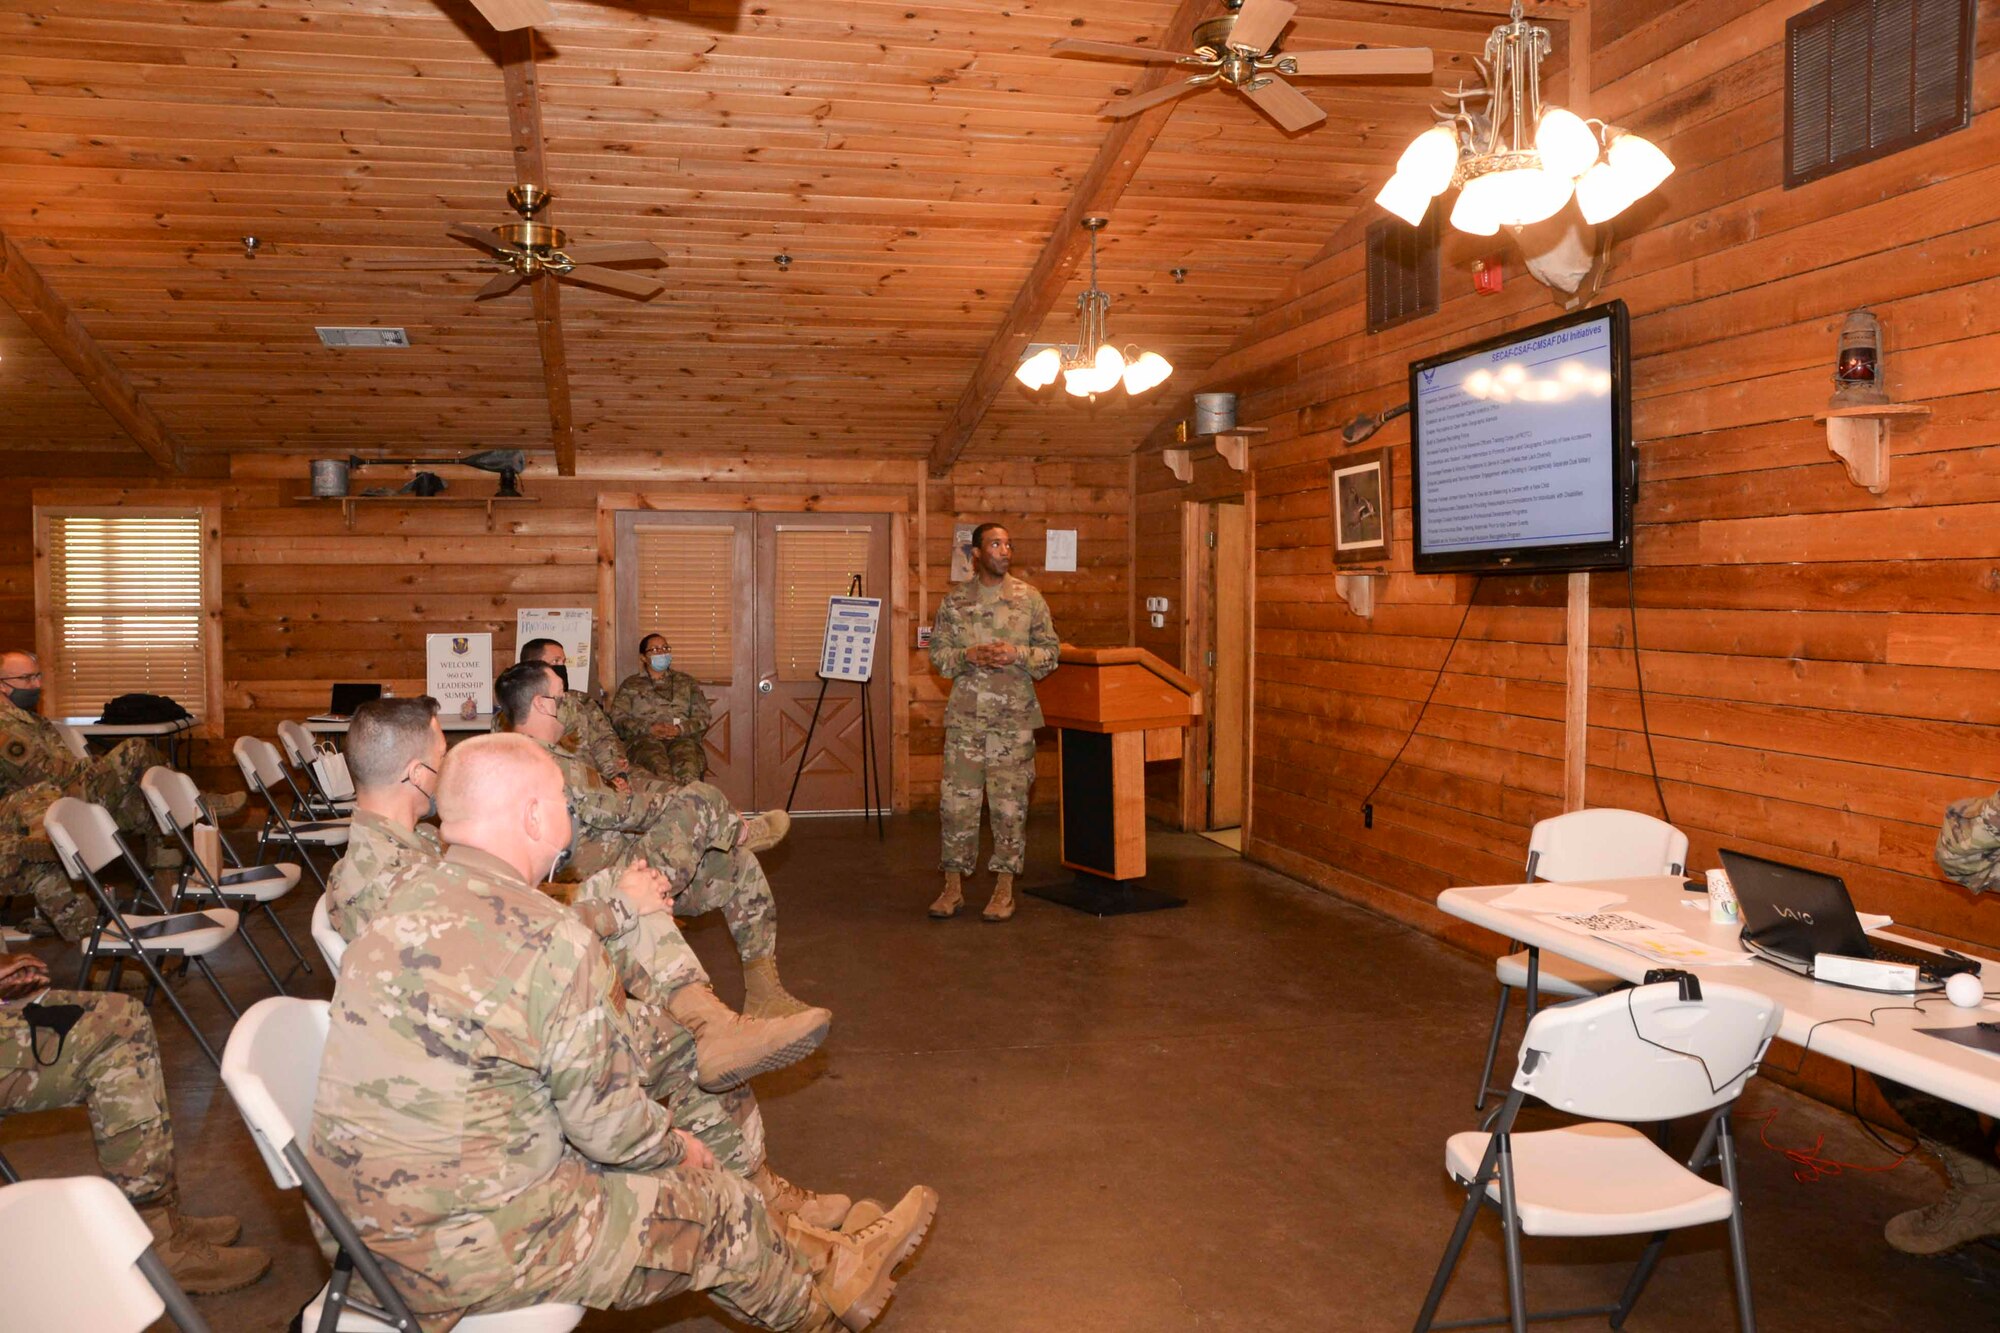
1473 257 1504 295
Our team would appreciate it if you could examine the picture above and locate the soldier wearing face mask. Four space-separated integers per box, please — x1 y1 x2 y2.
323 695 450 940
514 637 635 788
610 631 714 785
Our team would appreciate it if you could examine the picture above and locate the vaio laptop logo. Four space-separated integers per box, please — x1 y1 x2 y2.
1774 905 1816 925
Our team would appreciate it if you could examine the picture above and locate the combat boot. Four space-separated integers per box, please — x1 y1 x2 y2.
840 1199 885 1233
754 1163 852 1229
743 955 816 1020
668 984 829 1092
928 872 963 920
1886 1140 2000 1255
786 1184 938 1330
742 809 791 853
982 871 1016 922
140 1203 271 1295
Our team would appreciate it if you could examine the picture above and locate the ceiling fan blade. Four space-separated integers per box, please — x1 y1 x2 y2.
447 223 512 255
467 0 555 31
1051 38 1186 64
1284 47 1435 77
1240 75 1325 133
1102 77 1207 119
1228 0 1296 55
561 265 665 298
557 241 667 266
474 270 528 299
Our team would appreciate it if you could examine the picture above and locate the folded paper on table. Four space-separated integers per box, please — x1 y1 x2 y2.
1488 883 1629 915
1542 910 1685 939
1611 933 1757 968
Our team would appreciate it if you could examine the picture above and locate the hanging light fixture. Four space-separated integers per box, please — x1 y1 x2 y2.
1014 217 1172 400
1374 0 1672 235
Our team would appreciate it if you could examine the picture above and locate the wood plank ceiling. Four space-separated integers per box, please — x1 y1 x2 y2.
0 0 1505 467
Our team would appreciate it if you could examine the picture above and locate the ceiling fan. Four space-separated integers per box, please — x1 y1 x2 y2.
1054 0 1434 133
359 185 668 300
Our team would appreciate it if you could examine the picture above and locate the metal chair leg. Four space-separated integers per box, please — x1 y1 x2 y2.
190 955 240 1021
1412 1182 1487 1333
1476 983 1512 1111
260 901 315 974
1496 1140 1528 1333
1718 1122 1757 1332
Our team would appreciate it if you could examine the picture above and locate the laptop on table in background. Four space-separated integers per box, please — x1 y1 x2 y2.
1720 848 1978 988
308 683 382 723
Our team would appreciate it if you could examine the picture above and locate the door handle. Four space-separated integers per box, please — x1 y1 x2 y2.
757 677 775 695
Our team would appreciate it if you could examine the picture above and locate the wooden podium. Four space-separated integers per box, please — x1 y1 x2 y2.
1030 645 1202 915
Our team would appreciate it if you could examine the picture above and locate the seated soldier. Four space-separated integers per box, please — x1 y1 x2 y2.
500 660 822 1027
609 630 713 785
0 651 242 937
311 734 935 1330
1 780 94 941
0 950 270 1293
327 696 851 1225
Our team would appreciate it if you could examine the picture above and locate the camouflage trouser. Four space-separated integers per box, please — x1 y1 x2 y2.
596 1166 817 1328
939 725 1036 875
677 845 779 964
631 737 709 787
630 999 766 1176
1 781 98 941
78 740 166 845
0 990 174 1204
581 871 714 997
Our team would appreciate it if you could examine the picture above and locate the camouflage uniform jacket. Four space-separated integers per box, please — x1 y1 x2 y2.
0 695 86 797
325 808 444 942
558 690 632 783
1936 790 2000 893
310 842 682 1328
532 736 701 888
928 574 1060 731
608 670 712 751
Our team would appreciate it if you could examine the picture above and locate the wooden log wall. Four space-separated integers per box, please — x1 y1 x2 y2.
1142 0 2000 964
0 450 1131 810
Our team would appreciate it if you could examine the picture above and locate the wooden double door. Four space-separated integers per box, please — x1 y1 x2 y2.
613 510 891 813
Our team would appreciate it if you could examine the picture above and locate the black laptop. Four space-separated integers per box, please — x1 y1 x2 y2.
1720 848 1977 986
309 682 382 722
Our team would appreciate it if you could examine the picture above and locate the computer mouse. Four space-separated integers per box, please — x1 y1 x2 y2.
1946 971 1985 1009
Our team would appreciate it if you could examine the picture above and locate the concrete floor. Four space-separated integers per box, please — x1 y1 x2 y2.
6 813 1998 1331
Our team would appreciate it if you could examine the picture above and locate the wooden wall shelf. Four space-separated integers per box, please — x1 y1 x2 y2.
1161 425 1268 481
1812 403 1928 494
305 495 539 530
1334 572 1382 619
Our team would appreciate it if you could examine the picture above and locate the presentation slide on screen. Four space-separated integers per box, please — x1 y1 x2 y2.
1415 317 1615 555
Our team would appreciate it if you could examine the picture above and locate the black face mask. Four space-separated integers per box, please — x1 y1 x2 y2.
545 799 581 883
6 686 40 713
549 663 570 691
404 761 439 822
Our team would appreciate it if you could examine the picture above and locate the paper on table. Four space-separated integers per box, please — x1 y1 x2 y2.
1612 933 1756 968
1542 910 1685 939
1488 883 1627 915
1858 912 1893 931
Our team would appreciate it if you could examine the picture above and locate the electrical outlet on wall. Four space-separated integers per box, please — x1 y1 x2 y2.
1149 612 1166 629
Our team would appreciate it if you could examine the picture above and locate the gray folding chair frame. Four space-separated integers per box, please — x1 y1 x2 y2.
277 721 355 822
235 738 347 893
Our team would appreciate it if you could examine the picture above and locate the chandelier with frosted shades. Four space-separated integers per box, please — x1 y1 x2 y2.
1375 1 1673 236
1014 218 1173 399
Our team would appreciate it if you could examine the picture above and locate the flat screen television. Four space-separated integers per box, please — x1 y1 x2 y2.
1408 300 1634 575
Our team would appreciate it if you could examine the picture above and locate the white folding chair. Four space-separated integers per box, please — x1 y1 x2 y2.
1417 979 1780 1333
0 1176 212 1333
141 766 312 995
278 720 357 819
44 797 241 1070
310 895 347 972
235 736 349 892
221 998 583 1333
1476 808 1690 1110
52 720 92 762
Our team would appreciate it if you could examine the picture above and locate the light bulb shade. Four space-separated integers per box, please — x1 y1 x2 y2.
1607 131 1674 200
1396 125 1460 197
1014 346 1061 390
1450 176 1503 236
1063 366 1095 397
1375 172 1435 227
1122 350 1173 395
1534 108 1600 181
1573 160 1634 224
1093 343 1126 378
1478 165 1572 228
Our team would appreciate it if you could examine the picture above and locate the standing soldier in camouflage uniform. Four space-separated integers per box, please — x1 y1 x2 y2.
1868 791 2000 1256
926 523 1060 922
311 734 936 1331
327 696 850 1228
0 948 270 1292
610 631 715 785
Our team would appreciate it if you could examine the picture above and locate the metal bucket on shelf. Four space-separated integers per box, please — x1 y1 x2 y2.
1192 392 1237 435
309 458 349 497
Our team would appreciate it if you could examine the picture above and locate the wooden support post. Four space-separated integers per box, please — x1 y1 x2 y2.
501 31 577 477
1564 571 1590 811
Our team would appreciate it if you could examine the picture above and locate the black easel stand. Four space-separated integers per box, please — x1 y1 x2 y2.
785 574 885 838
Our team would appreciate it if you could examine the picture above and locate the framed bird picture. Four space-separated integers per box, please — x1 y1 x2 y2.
1331 448 1391 568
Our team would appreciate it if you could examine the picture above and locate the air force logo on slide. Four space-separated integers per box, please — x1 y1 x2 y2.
1421 368 1439 386
451 636 470 655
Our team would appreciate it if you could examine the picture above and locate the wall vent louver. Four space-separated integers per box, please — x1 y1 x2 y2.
1366 212 1439 335
1786 0 1975 189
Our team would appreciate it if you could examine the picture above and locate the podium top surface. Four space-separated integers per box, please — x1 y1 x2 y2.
1037 644 1202 732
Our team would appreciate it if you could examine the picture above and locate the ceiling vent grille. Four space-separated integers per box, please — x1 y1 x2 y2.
1366 213 1438 335
315 326 410 348
1785 0 1975 188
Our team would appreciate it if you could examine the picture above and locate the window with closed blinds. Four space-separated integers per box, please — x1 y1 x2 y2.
634 525 736 683
45 511 210 718
774 527 873 682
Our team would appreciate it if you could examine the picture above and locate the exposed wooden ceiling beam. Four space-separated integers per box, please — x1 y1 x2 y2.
925 0 1211 479
0 227 184 472
501 31 576 477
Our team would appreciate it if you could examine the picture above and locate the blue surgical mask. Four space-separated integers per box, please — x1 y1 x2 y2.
648 653 672 672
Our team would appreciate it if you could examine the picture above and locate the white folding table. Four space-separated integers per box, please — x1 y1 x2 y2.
1439 875 2000 1118
61 715 197 769
306 713 496 744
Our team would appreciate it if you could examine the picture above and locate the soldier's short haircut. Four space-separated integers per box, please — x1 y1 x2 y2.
495 660 559 726
518 637 563 664
970 521 1007 550
438 733 559 826
347 697 443 793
